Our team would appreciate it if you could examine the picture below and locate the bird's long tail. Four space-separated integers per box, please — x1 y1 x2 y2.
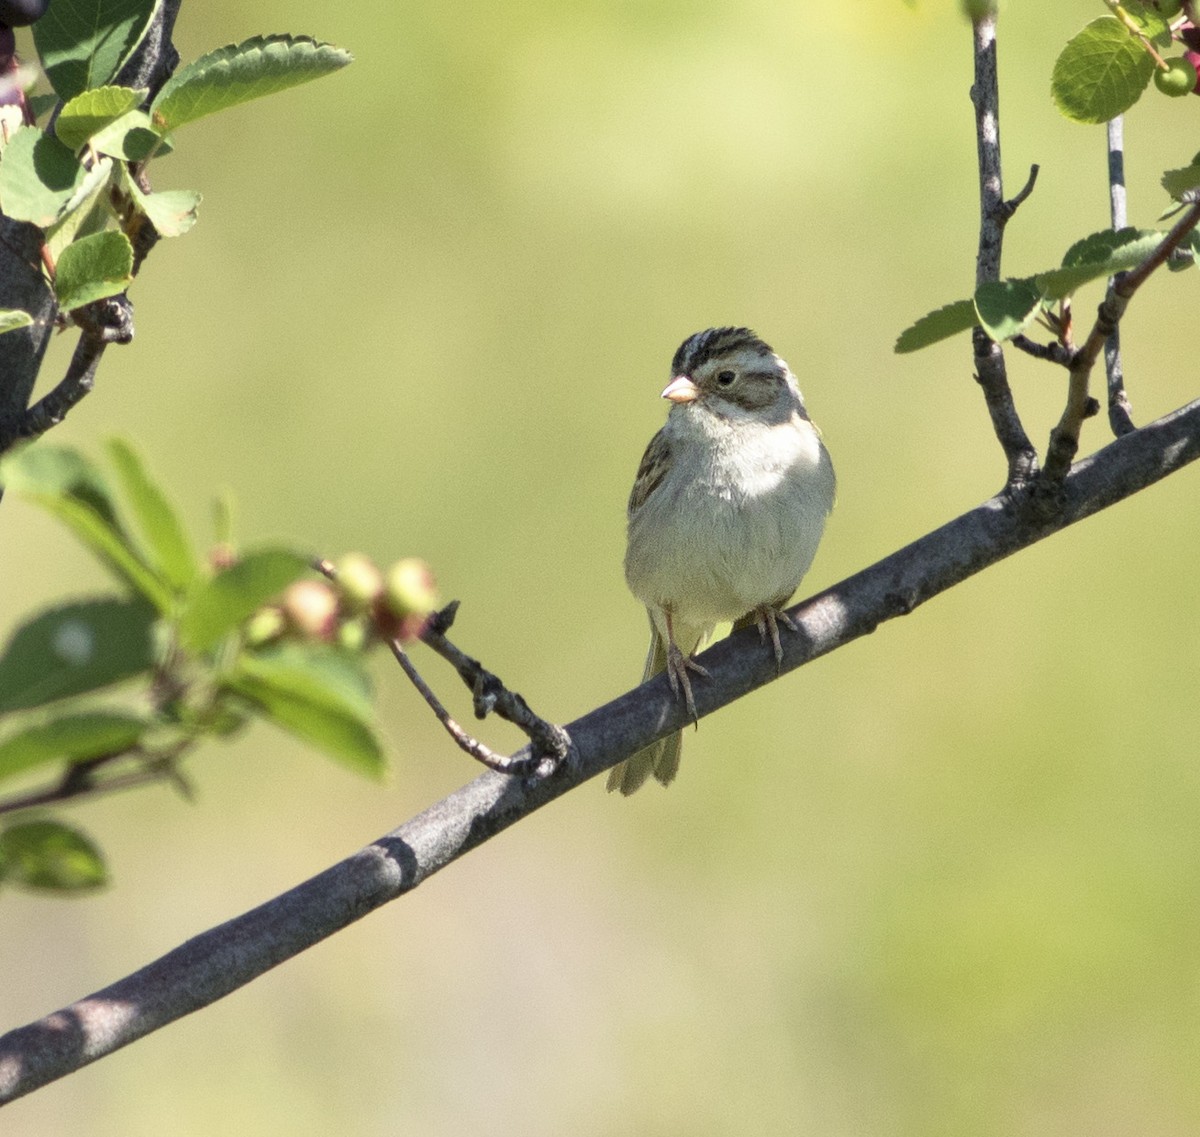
607 630 683 795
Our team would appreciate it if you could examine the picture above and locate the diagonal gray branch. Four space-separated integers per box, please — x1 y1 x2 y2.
2 393 1199 1104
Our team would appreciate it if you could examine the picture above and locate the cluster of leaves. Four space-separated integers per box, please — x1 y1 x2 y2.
898 3 1200 356
1052 1 1200 124
0 442 435 894
0 0 350 326
895 218 1200 354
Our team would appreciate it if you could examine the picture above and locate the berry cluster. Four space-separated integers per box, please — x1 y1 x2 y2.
1152 2 1200 98
247 554 440 654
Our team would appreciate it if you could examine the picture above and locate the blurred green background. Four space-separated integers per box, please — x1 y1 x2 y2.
3 1 1199 1133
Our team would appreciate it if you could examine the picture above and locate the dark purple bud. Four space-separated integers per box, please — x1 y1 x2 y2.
0 1 51 28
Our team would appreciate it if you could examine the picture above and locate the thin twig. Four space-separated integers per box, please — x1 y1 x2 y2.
419 603 570 774
1105 115 1135 437
311 561 570 778
384 634 544 776
15 297 135 442
969 15 1039 487
1011 335 1071 366
999 162 1039 221
0 746 192 818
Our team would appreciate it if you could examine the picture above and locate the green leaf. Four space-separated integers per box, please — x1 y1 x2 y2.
894 298 977 354
0 309 34 336
150 35 353 133
1119 2 1173 46
0 443 171 610
1051 17 1156 125
226 646 384 778
44 154 114 265
33 0 160 101
177 548 312 654
54 85 147 150
0 820 108 893
1162 161 1200 201
0 597 157 714
136 186 201 238
1036 227 1164 299
115 162 199 238
236 644 374 721
54 229 135 311
105 438 198 592
0 710 147 785
1 441 120 526
974 278 1044 342
90 108 173 160
0 126 88 227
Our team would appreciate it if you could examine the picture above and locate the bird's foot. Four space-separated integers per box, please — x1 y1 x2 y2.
752 605 798 668
664 641 710 723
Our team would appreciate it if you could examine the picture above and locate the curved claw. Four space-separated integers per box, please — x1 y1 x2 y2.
664 641 710 723
752 605 799 668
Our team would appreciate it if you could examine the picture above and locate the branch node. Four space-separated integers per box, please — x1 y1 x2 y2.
996 163 1039 223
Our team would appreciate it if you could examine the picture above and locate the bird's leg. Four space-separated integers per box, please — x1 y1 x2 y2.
751 604 798 668
664 609 709 723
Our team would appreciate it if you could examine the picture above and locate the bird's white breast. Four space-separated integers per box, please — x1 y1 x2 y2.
625 404 835 640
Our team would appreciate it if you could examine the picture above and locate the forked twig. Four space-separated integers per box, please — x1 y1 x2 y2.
1040 197 1200 489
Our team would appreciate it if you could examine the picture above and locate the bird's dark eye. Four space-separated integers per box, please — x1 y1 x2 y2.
716 369 736 386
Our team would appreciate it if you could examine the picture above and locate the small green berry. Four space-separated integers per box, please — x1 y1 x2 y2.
336 617 371 653
1151 0 1184 18
1154 57 1198 97
244 605 286 646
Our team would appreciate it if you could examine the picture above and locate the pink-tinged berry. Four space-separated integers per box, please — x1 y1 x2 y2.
1186 50 1200 93
334 552 384 611
282 579 340 641
209 542 237 571
377 557 438 641
384 558 438 619
1154 56 1198 97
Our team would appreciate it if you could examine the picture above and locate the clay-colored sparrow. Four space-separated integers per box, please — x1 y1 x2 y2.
608 327 835 795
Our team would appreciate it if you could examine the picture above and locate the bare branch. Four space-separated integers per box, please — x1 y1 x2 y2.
419 604 570 772
1105 116 1135 437
13 297 136 444
969 14 1038 486
3 392 1199 1103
